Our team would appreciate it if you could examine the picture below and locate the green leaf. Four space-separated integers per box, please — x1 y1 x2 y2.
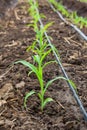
44 76 77 93
44 76 66 93
38 92 43 101
27 23 34 28
41 22 54 34
50 44 60 59
68 80 77 92
42 98 53 109
24 90 35 108
15 60 41 81
33 55 40 64
40 49 52 64
40 13 46 19
26 41 37 52
43 60 56 69
15 60 37 73
28 70 33 76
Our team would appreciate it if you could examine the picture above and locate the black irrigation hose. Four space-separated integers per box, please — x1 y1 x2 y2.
47 0 87 41
32 0 87 120
47 1 87 121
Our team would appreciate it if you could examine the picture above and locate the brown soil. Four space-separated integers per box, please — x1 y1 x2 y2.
0 0 87 130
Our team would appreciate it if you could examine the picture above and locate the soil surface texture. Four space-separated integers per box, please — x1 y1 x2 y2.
0 0 87 130
0 0 18 20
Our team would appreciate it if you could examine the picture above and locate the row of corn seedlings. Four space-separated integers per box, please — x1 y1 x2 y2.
15 0 75 111
47 0 87 41
48 0 87 28
47 0 87 120
14 0 87 121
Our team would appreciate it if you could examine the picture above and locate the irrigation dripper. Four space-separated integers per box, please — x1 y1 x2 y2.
47 0 87 41
31 0 87 120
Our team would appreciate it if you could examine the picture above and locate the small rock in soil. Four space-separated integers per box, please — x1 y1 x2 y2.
0 83 13 99
15 81 25 89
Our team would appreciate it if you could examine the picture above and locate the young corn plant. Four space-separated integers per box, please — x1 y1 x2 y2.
15 0 56 111
15 25 58 111
15 0 77 111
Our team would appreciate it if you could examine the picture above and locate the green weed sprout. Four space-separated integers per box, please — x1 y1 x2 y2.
15 0 77 111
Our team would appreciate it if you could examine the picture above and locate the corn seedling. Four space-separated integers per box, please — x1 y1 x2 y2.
15 0 77 111
48 0 87 28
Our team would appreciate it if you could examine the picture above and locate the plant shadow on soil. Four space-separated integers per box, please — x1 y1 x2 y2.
0 0 87 130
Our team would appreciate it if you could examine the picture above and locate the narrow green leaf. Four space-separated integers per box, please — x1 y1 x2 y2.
40 13 46 19
50 44 60 59
28 70 33 76
68 80 77 92
15 60 41 81
26 41 37 52
42 98 53 109
43 60 56 69
40 49 52 63
15 60 38 74
44 76 66 93
44 76 77 93
33 55 40 64
24 90 35 108
41 22 54 34
38 92 43 101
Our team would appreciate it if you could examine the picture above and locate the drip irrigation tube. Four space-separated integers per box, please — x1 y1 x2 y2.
47 0 87 41
32 0 87 120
